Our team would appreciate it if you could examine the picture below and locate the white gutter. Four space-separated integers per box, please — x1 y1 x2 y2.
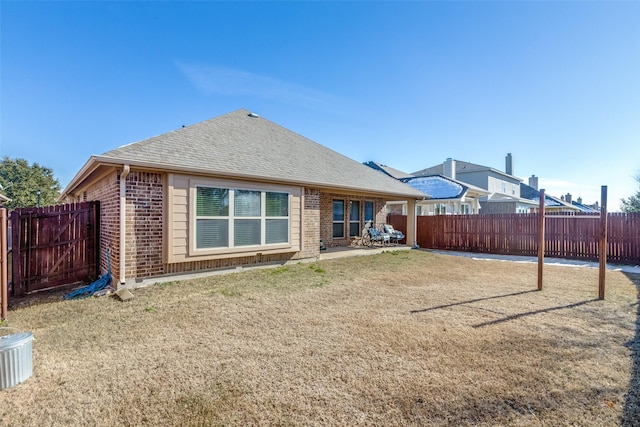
119 164 130 286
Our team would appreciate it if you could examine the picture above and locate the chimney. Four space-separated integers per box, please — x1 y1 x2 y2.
443 158 456 180
577 197 582 204
505 153 513 176
565 193 572 204
528 175 538 190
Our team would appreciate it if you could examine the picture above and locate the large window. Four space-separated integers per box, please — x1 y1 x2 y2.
333 200 345 238
349 200 361 237
196 186 289 249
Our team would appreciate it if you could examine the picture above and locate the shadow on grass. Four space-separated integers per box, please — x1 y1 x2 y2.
7 284 78 311
409 289 539 314
622 272 640 426
472 298 600 328
410 289 601 328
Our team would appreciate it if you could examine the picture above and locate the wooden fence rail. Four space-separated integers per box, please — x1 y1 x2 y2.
387 212 640 265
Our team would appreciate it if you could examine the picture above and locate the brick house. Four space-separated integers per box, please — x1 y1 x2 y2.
60 109 423 287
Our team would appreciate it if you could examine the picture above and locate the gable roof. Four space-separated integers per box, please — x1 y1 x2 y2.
571 200 599 213
363 161 414 180
62 109 425 199
520 183 580 211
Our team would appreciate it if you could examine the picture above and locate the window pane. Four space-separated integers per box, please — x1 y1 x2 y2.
333 200 344 221
349 201 360 221
234 190 261 216
333 222 344 238
266 192 288 217
349 222 360 237
234 219 261 246
266 219 288 244
365 201 374 222
196 219 229 248
197 188 229 216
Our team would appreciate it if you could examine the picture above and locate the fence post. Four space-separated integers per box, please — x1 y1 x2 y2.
537 189 545 291
1 208 7 320
598 186 608 300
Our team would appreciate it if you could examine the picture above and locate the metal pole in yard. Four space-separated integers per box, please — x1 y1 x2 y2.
598 186 608 300
537 189 545 291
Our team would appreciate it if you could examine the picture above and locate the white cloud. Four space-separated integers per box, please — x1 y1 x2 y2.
175 62 340 108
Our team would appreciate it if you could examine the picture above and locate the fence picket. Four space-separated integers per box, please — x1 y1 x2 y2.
387 212 640 265
10 202 100 296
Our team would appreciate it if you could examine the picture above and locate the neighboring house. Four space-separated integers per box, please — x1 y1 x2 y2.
60 109 424 287
363 162 489 215
413 154 538 214
520 183 581 213
401 175 489 215
363 161 414 180
572 198 600 213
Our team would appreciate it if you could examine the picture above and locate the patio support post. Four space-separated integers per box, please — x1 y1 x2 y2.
119 164 130 287
406 199 417 247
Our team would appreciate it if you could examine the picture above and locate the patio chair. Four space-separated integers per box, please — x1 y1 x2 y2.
370 225 390 246
382 224 405 244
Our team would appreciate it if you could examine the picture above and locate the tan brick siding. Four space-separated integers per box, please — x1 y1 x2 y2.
124 171 164 279
81 170 120 279
79 168 390 283
319 193 386 248
300 188 320 258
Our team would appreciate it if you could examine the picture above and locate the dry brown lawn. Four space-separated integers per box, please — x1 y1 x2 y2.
1 250 639 426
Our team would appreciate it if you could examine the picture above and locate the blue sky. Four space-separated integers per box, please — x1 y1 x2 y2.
1 1 639 210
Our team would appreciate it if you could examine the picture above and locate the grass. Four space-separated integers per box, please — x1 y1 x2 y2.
0 250 638 426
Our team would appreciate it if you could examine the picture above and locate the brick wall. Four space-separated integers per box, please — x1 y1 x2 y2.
124 171 165 279
82 170 390 283
300 188 320 258
82 170 120 278
319 192 386 248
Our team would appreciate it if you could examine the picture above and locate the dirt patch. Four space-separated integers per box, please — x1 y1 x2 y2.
1 250 638 426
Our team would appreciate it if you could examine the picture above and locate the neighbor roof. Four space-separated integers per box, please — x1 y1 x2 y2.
363 161 414 180
400 175 465 199
520 183 580 210
571 200 599 213
62 109 425 199
413 159 522 182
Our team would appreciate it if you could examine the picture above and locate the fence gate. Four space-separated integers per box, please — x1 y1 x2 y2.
10 202 100 296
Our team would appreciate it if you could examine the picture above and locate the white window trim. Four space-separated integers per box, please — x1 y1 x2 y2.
189 178 293 256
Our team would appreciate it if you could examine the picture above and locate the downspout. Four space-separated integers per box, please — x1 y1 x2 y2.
119 164 130 287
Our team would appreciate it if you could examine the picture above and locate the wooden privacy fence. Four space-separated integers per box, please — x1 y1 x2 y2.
11 202 100 296
386 212 640 265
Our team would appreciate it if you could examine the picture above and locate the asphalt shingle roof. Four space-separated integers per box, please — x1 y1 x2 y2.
99 109 424 198
363 161 414 180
